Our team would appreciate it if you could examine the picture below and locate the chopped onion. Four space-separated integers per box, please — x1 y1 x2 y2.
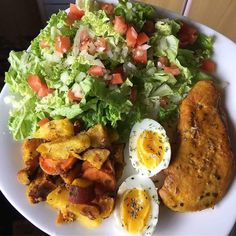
141 44 151 50
72 83 85 98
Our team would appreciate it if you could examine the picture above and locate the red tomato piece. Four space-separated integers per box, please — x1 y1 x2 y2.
70 4 84 19
136 32 149 46
28 75 53 97
101 3 114 16
177 22 198 47
130 87 137 103
28 75 43 93
110 73 123 85
39 40 49 49
201 59 216 74
164 64 181 76
126 26 138 48
88 65 105 76
157 56 169 68
132 46 147 64
67 89 82 102
55 36 71 53
37 118 50 126
114 16 128 35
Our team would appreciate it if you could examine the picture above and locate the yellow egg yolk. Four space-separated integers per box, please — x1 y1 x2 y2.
137 130 164 170
120 188 151 234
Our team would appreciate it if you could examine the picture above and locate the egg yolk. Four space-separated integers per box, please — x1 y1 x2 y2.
137 130 164 170
120 188 151 234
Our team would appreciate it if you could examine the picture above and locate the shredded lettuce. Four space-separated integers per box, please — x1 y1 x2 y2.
5 0 215 140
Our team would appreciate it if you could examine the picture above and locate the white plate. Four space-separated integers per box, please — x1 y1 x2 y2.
0 1 236 235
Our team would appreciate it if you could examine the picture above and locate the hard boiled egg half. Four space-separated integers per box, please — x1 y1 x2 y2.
115 175 159 236
129 118 171 177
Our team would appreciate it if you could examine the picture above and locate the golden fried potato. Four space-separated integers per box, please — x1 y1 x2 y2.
60 162 82 184
87 124 110 147
82 149 110 169
94 195 115 219
37 133 91 160
33 119 74 141
22 139 42 163
47 186 102 227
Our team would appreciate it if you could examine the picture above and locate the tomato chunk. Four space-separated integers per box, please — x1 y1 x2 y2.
164 64 181 76
55 36 71 53
101 3 114 16
177 22 198 47
38 118 50 126
88 65 105 76
28 75 53 97
110 73 123 85
68 89 82 102
201 59 216 74
114 16 128 35
132 46 147 64
65 4 84 25
126 26 138 48
136 32 149 46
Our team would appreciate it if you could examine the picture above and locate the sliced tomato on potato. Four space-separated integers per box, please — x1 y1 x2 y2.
39 156 76 175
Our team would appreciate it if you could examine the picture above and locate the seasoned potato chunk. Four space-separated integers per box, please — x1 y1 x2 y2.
22 139 42 163
37 133 91 160
27 172 56 203
94 195 115 219
47 187 102 227
60 162 82 184
82 149 110 169
87 124 110 147
33 119 74 141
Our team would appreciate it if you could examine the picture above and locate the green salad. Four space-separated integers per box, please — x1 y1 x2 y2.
5 0 214 140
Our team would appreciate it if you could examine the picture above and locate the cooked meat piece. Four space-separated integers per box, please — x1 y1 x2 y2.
159 80 235 212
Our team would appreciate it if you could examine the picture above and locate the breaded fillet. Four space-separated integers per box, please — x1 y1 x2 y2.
159 80 235 212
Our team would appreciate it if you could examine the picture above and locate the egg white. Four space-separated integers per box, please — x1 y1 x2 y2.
129 118 171 177
114 175 159 236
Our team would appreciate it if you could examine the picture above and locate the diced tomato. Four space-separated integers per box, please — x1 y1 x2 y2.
101 3 114 16
65 4 84 26
132 46 147 64
114 16 128 35
157 56 169 68
136 32 149 46
160 96 169 107
67 89 82 102
126 26 138 48
164 64 181 76
177 22 198 48
39 40 49 49
94 37 108 52
142 20 155 34
130 87 137 103
28 75 53 97
55 36 71 53
37 118 50 126
110 73 123 85
88 65 105 76
201 59 216 74
39 156 76 175
70 4 84 19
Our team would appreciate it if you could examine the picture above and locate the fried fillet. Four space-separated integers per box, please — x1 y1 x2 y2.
159 80 235 212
